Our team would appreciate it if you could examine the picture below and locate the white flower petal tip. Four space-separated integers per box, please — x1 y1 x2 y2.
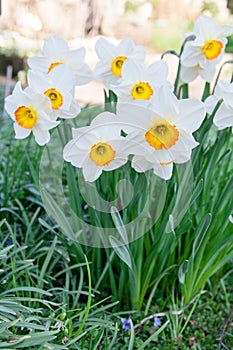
229 215 233 224
212 81 233 130
213 104 233 130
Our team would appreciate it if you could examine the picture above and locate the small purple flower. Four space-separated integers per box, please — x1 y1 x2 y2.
121 317 131 330
153 317 161 327
6 239 13 246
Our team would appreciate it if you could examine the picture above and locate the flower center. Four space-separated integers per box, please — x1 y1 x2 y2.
44 88 63 110
90 142 116 166
131 82 153 100
111 56 127 77
14 106 37 129
145 120 179 150
48 61 64 73
202 40 223 60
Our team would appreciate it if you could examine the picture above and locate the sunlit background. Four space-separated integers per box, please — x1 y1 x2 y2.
0 0 233 105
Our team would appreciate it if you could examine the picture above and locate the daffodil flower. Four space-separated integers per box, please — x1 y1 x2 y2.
180 15 233 83
63 112 129 182
4 82 59 145
117 86 206 180
28 36 92 85
94 37 146 88
110 58 171 104
27 65 80 120
213 81 233 130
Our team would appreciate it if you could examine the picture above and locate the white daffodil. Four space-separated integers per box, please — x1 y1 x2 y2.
117 86 206 180
94 37 146 88
180 15 233 83
4 82 59 145
27 36 92 85
27 65 80 120
213 81 233 130
63 112 129 182
110 58 171 104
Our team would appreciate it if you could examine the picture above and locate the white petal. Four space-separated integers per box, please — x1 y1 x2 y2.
117 37 135 53
4 97 18 120
63 139 88 167
176 99 206 132
27 56 51 73
171 131 198 163
14 123 31 139
204 95 220 115
117 102 154 132
49 65 76 91
217 24 233 38
95 37 116 60
111 80 134 100
198 64 216 83
148 59 168 82
180 65 198 83
130 45 146 61
213 104 233 130
36 114 59 130
65 47 85 68
31 93 52 114
180 43 203 67
121 59 146 81
123 132 149 156
131 155 154 173
27 70 51 93
91 112 118 126
43 36 69 58
153 162 173 180
215 81 233 108
59 99 81 119
94 62 119 87
33 126 50 145
74 63 93 85
82 159 103 182
71 126 91 139
193 16 216 40
103 154 128 171
11 81 24 100
75 131 98 150
152 86 179 119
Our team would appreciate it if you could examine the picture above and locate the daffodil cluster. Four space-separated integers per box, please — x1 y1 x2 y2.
4 15 233 181
5 36 93 145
